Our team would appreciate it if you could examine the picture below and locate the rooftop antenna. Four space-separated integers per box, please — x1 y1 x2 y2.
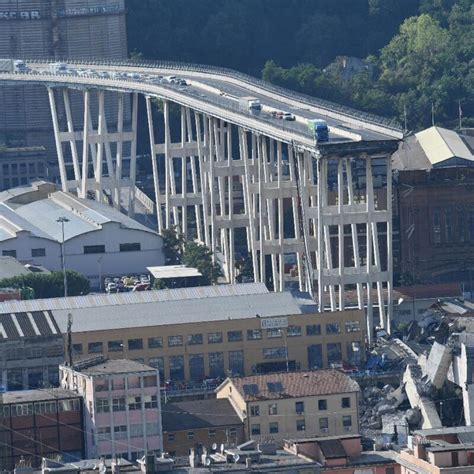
67 313 73 367
459 99 463 130
431 101 435 127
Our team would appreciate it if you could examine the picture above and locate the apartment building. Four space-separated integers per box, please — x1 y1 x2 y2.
0 388 84 469
0 283 368 384
60 358 163 461
162 399 245 457
399 426 474 473
216 370 360 446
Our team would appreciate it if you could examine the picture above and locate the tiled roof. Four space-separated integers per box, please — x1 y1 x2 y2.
229 369 360 401
162 399 242 432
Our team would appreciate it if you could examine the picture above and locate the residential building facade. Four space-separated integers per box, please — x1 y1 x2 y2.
216 370 360 446
162 399 245 457
0 388 84 469
399 426 474 473
60 358 163 461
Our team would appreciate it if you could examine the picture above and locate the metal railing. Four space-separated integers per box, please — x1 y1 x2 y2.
22 57 403 135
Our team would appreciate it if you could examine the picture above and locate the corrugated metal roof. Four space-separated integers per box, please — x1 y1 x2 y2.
147 265 202 279
0 283 269 314
51 290 314 333
416 126 473 166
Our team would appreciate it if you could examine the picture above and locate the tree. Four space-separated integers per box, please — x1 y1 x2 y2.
161 226 185 264
182 242 222 286
0 271 90 299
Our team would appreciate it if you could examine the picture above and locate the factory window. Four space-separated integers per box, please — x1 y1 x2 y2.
168 335 183 347
263 347 287 359
247 329 262 340
433 208 441 244
98 427 111 440
266 328 282 338
459 208 465 242
327 343 342 364
148 337 163 348
386 468 395 474
295 402 304 415
251 424 261 435
229 350 244 376
269 422 279 434
28 163 35 174
19 163 26 174
112 397 126 412
148 357 164 371
119 243 141 252
38 163 45 174
46 345 63 357
306 324 321 336
83 245 105 254
108 340 123 352
167 433 175 442
128 338 143 351
96 398 110 413
445 208 453 243
72 343 83 355
326 323 341 334
347 341 362 365
128 396 142 411
208 332 223 344
58 399 80 412
11 403 34 417
169 355 185 380
296 419 306 431
145 395 158 409
287 325 302 337
250 405 260 417
209 352 225 378
209 429 216 438
31 248 46 257
227 330 243 342
88 342 103 354
345 321 361 332
2 250 16 258
34 401 57 415
318 399 327 411
188 333 203 345
114 425 127 439
187 431 195 440
342 397 351 408
189 354 205 381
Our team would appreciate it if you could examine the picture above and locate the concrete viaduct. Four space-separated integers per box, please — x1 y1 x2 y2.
0 59 404 340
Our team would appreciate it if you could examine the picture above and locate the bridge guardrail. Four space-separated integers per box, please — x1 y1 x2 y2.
22 57 402 135
3 69 313 146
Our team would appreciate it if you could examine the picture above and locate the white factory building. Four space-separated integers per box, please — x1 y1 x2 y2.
0 182 163 286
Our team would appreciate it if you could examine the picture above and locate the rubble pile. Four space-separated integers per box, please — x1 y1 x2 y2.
360 383 421 446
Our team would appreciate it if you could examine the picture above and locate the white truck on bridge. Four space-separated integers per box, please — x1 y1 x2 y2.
49 62 68 74
239 96 262 112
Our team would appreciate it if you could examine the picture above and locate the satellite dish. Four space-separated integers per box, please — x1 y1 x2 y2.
211 443 217 451
233 454 240 463
205 458 211 466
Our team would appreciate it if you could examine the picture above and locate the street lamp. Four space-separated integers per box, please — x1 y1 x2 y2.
56 216 69 297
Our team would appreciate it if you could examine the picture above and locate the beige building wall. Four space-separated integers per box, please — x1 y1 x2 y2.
66 310 366 383
217 379 359 446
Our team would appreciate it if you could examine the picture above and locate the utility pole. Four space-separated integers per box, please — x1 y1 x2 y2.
57 216 69 297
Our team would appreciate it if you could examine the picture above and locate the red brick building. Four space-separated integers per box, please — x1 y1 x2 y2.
0 388 84 469
393 127 474 284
